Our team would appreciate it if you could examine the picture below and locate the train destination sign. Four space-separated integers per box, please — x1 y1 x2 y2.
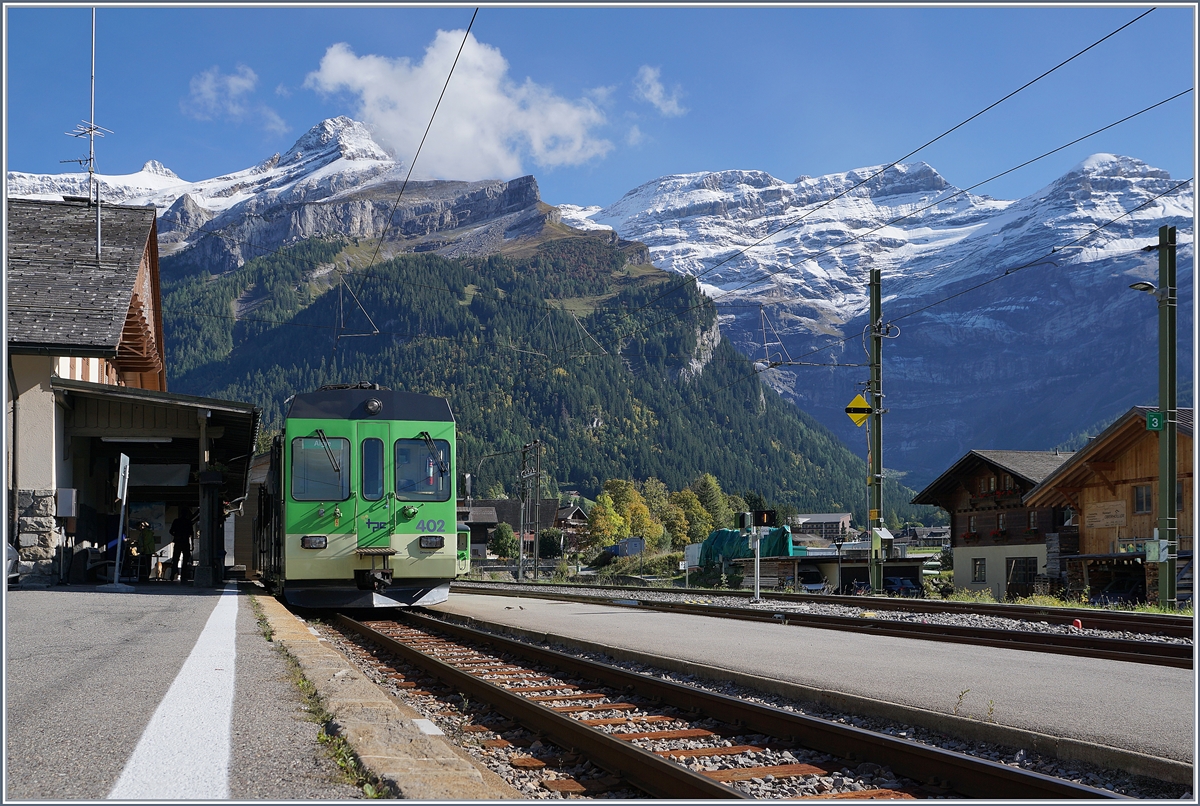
845 394 871 427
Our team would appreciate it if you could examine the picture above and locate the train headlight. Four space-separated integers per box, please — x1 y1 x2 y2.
419 535 445 550
300 535 327 549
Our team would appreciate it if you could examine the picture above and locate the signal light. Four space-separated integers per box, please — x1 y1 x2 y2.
419 535 445 549
300 535 327 549
752 510 777 527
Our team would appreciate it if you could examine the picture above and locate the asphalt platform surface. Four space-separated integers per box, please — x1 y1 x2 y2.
431 592 1196 765
4 582 360 801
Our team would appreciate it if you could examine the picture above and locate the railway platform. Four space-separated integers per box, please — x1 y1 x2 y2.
430 591 1195 782
3 582 516 800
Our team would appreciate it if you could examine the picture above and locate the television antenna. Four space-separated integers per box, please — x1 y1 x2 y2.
61 8 112 262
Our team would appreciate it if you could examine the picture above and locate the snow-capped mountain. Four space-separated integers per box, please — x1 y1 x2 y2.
9 117 1192 486
562 156 1193 485
7 117 549 271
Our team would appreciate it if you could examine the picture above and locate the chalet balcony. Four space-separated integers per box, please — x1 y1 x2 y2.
968 489 1022 508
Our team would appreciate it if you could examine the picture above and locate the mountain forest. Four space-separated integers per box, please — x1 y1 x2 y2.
159 226 935 527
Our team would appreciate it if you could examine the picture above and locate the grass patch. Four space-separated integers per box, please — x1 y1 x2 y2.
249 594 274 641
251 596 389 799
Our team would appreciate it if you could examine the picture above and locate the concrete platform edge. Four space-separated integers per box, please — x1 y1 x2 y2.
253 594 519 799
433 611 1194 786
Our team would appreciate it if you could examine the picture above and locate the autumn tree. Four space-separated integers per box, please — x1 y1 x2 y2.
639 477 670 521
584 492 627 548
627 500 665 550
671 488 713 543
660 502 690 549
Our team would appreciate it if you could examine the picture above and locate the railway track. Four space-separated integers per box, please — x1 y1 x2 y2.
452 583 1193 669
454 579 1194 638
334 610 1123 799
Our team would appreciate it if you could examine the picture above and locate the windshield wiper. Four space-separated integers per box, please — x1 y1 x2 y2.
419 431 448 475
313 428 341 473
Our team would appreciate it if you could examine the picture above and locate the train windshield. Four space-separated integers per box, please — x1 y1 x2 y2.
395 438 451 501
291 436 350 501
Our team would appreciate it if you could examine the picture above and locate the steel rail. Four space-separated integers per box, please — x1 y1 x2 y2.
390 610 1124 800
453 579 1194 637
451 585 1193 669
335 614 750 799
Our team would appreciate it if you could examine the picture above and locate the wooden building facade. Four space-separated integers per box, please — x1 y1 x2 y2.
911 450 1075 600
1024 407 1193 602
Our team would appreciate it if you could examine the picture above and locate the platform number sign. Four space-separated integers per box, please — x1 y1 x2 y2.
1146 411 1165 431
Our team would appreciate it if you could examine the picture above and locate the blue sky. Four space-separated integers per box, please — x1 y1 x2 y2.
4 5 1195 207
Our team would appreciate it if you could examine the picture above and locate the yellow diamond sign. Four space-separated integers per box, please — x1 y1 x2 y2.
845 394 871 427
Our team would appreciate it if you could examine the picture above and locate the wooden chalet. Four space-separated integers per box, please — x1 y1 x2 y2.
1024 407 1193 603
911 450 1075 599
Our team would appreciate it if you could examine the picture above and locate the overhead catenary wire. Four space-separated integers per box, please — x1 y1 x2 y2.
158 87 1191 381
332 6 478 352
539 7 1159 367
539 87 1193 372
657 177 1193 418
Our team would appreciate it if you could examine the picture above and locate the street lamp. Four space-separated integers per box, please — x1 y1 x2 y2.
1130 226 1177 608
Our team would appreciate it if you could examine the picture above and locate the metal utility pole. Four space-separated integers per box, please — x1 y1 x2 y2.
533 441 542 580
1157 225 1177 608
867 268 885 592
517 440 539 582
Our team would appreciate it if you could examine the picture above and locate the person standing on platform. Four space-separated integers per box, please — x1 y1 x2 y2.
169 507 195 583
135 520 156 582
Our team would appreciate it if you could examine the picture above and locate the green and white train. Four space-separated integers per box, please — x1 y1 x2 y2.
255 382 469 608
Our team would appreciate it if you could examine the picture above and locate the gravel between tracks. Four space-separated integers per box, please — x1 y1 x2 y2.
454 581 1194 645
314 613 1189 800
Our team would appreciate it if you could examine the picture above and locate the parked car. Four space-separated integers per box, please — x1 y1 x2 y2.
1088 577 1146 606
794 565 828 594
883 576 921 597
7 543 19 586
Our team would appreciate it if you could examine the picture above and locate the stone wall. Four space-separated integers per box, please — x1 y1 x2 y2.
17 488 60 578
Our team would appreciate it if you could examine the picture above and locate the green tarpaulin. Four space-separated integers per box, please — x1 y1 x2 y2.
699 526 793 566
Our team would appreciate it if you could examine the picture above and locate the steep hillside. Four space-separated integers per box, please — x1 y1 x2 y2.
563 155 1194 485
160 230 928 525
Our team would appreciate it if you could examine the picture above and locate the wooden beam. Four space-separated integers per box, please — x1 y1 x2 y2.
1091 468 1117 496
1086 461 1117 472
1057 487 1081 512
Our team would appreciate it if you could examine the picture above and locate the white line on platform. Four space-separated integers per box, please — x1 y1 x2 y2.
413 718 444 735
108 586 239 800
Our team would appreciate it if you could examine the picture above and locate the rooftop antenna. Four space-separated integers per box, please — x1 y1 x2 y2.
62 8 112 262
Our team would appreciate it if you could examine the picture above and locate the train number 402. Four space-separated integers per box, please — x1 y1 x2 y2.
416 519 446 532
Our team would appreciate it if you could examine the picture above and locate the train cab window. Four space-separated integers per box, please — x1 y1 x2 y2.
291 435 350 501
361 438 384 501
395 438 451 502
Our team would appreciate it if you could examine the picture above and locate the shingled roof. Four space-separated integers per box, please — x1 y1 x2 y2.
7 198 157 355
911 449 1075 506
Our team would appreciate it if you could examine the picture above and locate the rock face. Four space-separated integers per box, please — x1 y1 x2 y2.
7 117 549 274
567 155 1194 486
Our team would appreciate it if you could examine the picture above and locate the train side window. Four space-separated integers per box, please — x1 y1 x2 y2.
361 438 384 501
291 436 350 501
395 438 451 502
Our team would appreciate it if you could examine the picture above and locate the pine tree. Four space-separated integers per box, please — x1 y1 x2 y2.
692 473 732 529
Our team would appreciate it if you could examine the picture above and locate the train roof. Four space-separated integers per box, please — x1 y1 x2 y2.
287 386 454 423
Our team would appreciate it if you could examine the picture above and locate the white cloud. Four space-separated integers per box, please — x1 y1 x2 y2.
633 65 686 117
626 125 644 146
182 65 288 133
304 32 612 180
